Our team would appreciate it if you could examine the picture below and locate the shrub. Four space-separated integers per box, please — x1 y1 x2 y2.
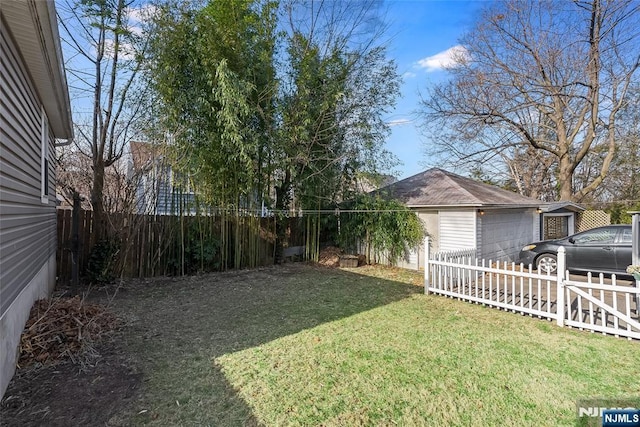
338 194 425 265
86 239 120 285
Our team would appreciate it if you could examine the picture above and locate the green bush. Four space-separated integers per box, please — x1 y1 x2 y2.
167 219 221 274
86 239 120 285
607 202 640 224
338 194 425 265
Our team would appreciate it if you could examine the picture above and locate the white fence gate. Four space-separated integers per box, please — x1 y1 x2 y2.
424 237 640 340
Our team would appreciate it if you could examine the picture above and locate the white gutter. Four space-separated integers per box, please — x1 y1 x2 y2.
54 137 73 147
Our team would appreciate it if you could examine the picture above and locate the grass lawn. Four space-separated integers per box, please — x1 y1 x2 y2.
109 263 639 426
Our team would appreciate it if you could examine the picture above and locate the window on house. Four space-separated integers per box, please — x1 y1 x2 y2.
41 107 49 203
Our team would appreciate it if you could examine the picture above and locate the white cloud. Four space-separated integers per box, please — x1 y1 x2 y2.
124 4 158 36
94 4 158 60
402 71 417 79
387 118 412 127
125 4 158 23
416 45 469 72
127 24 143 37
103 39 137 61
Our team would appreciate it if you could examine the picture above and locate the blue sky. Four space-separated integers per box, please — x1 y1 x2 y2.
383 0 485 179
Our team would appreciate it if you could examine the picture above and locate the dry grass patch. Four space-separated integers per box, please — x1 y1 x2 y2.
20 263 634 426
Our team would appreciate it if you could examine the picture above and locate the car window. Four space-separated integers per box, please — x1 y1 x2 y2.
572 228 617 244
620 228 632 243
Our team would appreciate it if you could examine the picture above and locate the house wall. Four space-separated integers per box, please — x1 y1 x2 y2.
396 209 478 269
418 211 439 252
392 208 538 269
394 211 438 270
0 17 58 397
135 162 196 215
478 209 537 262
533 212 541 243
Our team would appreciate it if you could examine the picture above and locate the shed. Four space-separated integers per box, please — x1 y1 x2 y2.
375 168 543 268
0 0 73 397
539 201 585 240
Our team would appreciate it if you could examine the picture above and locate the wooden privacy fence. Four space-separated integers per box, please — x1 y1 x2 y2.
57 209 286 284
424 238 640 340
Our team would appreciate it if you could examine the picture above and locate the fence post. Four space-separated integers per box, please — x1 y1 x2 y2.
71 192 81 293
556 246 566 327
631 212 639 315
424 236 430 294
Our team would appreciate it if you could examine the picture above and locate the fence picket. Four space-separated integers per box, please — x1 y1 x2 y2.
626 292 632 337
526 265 532 314
577 286 583 329
587 273 594 330
426 243 640 341
511 262 516 312
502 261 508 307
612 275 619 336
488 259 493 303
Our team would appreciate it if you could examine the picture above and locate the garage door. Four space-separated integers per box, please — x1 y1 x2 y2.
480 210 535 261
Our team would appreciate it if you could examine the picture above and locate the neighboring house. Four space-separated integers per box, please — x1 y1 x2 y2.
129 141 195 215
0 0 73 398
375 168 543 268
539 201 585 240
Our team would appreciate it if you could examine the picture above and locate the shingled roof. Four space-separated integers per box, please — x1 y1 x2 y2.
374 168 542 208
130 141 164 172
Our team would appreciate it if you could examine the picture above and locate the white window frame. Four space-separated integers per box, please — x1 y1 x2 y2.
40 106 49 204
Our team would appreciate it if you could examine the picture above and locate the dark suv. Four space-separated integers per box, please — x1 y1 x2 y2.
517 225 633 275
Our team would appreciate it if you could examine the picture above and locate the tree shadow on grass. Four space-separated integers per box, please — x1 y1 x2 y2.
109 263 421 425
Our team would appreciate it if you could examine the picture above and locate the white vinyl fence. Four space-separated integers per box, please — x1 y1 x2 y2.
423 237 640 340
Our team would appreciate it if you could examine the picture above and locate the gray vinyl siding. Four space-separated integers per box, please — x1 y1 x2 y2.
155 166 176 214
135 163 197 215
0 20 57 316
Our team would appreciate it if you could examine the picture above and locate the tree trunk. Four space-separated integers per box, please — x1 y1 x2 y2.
274 169 291 264
71 192 81 293
91 158 106 244
558 155 574 201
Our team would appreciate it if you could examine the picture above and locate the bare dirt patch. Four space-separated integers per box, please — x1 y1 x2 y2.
1 264 421 426
1 339 140 427
1 295 139 427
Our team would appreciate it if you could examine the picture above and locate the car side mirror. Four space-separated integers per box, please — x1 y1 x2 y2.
568 237 575 244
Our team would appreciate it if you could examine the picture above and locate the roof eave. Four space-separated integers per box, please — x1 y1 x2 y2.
2 0 73 139
406 203 542 210
542 201 586 213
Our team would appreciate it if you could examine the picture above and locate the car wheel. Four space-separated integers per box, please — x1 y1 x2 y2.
536 254 557 274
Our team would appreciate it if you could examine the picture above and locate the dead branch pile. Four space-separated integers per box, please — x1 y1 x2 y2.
317 246 344 267
18 296 119 368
